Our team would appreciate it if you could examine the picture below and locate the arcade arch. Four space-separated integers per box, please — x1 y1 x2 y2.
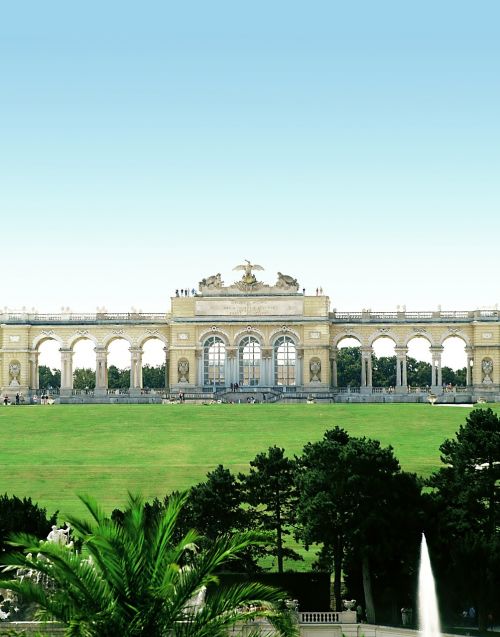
406 336 433 388
239 335 261 386
334 336 362 388
441 336 468 387
141 338 168 389
107 338 131 390
371 336 397 388
70 338 96 392
36 338 61 391
72 338 96 390
274 335 297 386
203 336 226 387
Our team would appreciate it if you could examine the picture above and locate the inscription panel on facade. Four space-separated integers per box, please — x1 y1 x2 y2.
195 298 304 317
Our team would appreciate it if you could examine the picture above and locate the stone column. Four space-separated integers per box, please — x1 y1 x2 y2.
29 350 39 390
138 350 143 389
296 348 304 388
330 349 338 388
394 347 408 392
465 347 473 386
129 350 136 389
195 348 203 388
396 356 402 386
360 347 373 392
261 347 273 386
60 348 74 396
430 347 443 391
226 347 237 387
402 352 408 387
164 347 170 389
94 347 108 396
129 347 143 394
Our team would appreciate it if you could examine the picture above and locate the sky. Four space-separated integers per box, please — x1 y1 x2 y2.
1 1 499 368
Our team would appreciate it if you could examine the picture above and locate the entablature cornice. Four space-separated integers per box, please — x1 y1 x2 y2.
173 316 328 324
330 309 498 325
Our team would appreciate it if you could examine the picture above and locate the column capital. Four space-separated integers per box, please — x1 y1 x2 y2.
329 348 337 361
129 347 144 355
394 347 408 356
429 346 444 355
225 347 238 360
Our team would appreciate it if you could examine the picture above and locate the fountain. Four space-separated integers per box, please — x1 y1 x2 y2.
419 534 441 637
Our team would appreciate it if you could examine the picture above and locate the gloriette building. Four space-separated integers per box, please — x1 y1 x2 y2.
1 263 498 403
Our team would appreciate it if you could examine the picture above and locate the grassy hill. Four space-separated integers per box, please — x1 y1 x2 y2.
1 402 497 521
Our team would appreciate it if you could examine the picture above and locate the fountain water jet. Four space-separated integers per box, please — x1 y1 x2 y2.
419 533 441 637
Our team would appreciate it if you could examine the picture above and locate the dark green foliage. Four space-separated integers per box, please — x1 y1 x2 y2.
75 365 165 390
406 357 432 387
427 408 500 629
112 466 260 572
107 365 129 389
296 427 423 621
336 347 361 387
336 348 463 387
38 365 61 389
240 447 302 573
371 356 396 387
216 572 331 612
441 366 466 386
0 494 57 557
187 465 248 540
142 364 166 388
72 368 96 390
0 494 298 637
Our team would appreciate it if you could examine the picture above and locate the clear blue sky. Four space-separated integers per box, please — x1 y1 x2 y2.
1 1 499 313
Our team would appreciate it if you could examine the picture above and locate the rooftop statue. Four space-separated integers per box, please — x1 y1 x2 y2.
198 273 222 291
233 260 264 286
276 272 299 291
198 262 300 295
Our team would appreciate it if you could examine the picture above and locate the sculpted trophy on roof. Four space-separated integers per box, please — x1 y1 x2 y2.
233 259 265 286
198 261 299 295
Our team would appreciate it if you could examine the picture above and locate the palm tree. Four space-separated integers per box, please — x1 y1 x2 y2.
0 493 298 637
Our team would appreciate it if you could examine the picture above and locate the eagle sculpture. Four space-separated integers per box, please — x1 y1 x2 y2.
233 260 264 285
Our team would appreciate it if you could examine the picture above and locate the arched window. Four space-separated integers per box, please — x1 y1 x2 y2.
203 336 226 386
274 336 296 386
239 336 261 386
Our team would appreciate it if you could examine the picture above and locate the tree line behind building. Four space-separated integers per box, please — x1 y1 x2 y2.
38 349 466 390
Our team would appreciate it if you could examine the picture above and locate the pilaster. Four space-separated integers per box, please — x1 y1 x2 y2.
94 347 108 396
129 347 143 395
330 348 338 388
60 348 74 397
430 346 444 392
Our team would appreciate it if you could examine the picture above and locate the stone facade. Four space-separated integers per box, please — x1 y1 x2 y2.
0 267 498 402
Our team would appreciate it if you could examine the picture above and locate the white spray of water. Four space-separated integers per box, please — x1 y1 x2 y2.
419 534 442 637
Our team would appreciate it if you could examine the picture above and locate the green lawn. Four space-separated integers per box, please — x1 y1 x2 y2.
1 402 498 521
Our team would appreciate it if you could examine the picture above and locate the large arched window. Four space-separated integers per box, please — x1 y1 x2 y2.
239 336 261 386
203 336 226 386
274 336 296 386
